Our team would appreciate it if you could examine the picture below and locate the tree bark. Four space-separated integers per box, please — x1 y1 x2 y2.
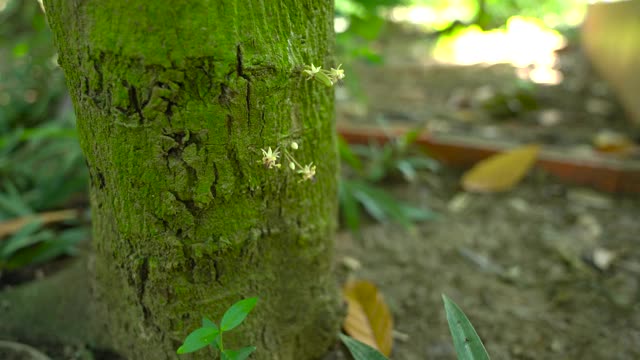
43 1 341 359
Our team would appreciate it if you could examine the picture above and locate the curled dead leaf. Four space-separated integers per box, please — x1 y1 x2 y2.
342 280 393 356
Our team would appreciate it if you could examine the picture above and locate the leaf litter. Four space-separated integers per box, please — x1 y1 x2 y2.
335 168 640 359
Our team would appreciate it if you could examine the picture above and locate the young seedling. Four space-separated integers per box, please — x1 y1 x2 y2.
177 297 258 360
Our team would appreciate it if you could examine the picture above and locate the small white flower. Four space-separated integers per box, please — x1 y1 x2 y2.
290 141 299 150
297 163 316 182
261 147 281 169
289 162 296 170
303 64 322 80
329 64 345 81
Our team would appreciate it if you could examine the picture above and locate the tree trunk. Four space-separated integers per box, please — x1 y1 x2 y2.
43 1 341 359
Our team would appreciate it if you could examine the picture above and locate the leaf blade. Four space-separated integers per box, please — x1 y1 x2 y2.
202 317 219 330
176 327 220 354
338 136 363 171
339 333 389 360
442 294 490 360
351 182 388 223
220 297 258 332
339 180 362 234
221 346 256 360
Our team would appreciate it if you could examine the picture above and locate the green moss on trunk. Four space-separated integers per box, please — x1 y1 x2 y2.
43 1 341 358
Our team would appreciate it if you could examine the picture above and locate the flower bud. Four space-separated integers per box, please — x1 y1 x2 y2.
291 142 299 150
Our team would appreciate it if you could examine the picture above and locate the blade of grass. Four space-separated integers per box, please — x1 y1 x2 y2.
442 294 490 360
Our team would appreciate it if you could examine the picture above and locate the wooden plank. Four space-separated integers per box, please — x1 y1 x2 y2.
338 125 640 193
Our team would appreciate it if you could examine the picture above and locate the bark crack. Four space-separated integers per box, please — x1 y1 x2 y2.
182 244 196 283
136 257 150 320
168 190 199 218
210 162 219 198
236 44 252 128
212 260 223 284
127 83 145 123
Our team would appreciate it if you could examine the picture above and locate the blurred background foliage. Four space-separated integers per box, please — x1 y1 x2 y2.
0 0 588 271
335 0 585 62
0 0 87 272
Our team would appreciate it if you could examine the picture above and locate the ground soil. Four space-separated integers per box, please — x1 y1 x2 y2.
0 256 70 291
333 22 640 360
335 168 640 359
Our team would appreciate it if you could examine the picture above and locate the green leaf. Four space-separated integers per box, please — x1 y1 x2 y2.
221 346 256 360
349 143 377 160
403 156 439 171
398 204 438 222
220 297 258 331
360 184 435 227
0 181 33 216
177 327 220 354
395 160 417 182
0 220 42 259
201 317 222 348
355 47 383 64
202 317 218 329
351 182 387 223
400 127 422 149
339 333 389 360
338 136 363 171
396 157 439 181
339 181 361 234
352 181 420 228
17 126 77 143
12 42 29 58
366 145 394 182
4 227 88 270
442 294 490 360
348 14 385 41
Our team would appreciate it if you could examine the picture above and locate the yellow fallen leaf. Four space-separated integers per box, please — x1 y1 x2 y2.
342 280 393 356
593 130 635 154
461 144 540 192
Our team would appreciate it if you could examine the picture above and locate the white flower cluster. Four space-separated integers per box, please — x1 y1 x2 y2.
303 63 345 87
260 142 315 182
256 62 345 183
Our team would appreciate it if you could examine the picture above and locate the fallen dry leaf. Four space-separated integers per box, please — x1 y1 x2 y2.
461 144 540 192
0 209 78 239
342 280 393 356
593 129 635 155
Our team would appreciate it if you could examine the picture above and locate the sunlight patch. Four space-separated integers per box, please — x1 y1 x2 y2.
433 17 567 85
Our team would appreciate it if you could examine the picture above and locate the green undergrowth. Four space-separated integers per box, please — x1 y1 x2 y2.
0 0 88 272
338 119 439 235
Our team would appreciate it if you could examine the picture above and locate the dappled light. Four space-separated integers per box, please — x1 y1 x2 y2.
386 4 476 31
433 17 567 85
